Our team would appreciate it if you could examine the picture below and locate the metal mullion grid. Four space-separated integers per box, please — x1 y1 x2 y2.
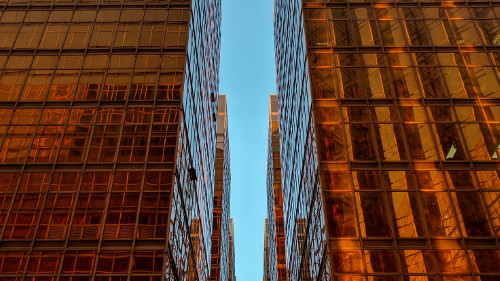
94 4 123 104
15 7 68 277
348 6 387 279
438 2 500 247
160 0 184 278
301 2 326 276
293 111 315 279
377 29 444 281
171 7 214 279
0 173 24 279
356 78 400 281
151 5 169 104
0 6 37 246
447 0 500 253
409 43 478 280
307 3 371 279
82 9 121 280
364 5 411 279
392 5 459 281
2 5 61 276
375 6 448 280
41 5 78 100
68 5 101 103
437 6 500 278
287 52 313 279
0 5 34 150
460 2 500 162
53 170 86 281
41 10 96 277
127 7 155 271
18 176 56 281
92 14 139 281
310 4 364 279
20 5 78 167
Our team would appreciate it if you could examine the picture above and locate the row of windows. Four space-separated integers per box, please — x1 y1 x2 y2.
305 0 500 4
0 0 187 5
310 66 500 99
0 124 178 163
314 105 500 123
0 108 180 125
0 80 183 102
0 22 188 49
316 121 499 161
0 9 189 23
0 55 186 71
322 189 500 237
305 18 500 48
309 53 500 67
326 248 500 274
0 190 171 239
0 172 173 192
305 7 500 20
321 170 500 191
0 250 164 274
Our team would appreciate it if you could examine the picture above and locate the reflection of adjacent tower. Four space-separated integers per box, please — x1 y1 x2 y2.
274 0 500 281
210 95 232 281
0 0 221 280
265 95 289 281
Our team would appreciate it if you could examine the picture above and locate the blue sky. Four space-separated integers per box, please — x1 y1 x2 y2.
219 0 276 279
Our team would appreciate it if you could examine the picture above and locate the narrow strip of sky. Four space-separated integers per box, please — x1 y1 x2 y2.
220 0 277 279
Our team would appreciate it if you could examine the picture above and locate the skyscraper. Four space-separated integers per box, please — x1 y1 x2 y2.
265 95 288 281
210 95 231 281
229 218 236 281
0 0 221 280
274 0 500 281
264 218 271 281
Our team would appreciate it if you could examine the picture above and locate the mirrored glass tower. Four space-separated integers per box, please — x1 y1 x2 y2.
274 0 500 280
210 95 231 281
0 0 221 280
265 95 288 281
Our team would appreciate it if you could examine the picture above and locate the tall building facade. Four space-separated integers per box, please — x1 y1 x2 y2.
210 95 231 281
265 95 288 281
229 218 236 281
275 0 500 281
264 219 271 281
0 0 221 280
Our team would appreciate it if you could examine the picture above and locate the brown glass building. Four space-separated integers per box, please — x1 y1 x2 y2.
274 0 500 280
265 95 288 281
0 0 221 280
210 95 231 281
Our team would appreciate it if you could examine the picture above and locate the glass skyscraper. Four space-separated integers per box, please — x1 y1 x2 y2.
210 95 231 281
274 0 500 281
0 0 221 280
265 95 288 281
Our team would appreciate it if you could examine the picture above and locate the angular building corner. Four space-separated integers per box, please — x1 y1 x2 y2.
274 0 500 280
0 0 222 280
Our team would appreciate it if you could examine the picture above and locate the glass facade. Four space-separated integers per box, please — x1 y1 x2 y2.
209 95 231 281
275 0 500 281
264 218 271 281
229 218 236 281
0 0 221 280
266 95 289 281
